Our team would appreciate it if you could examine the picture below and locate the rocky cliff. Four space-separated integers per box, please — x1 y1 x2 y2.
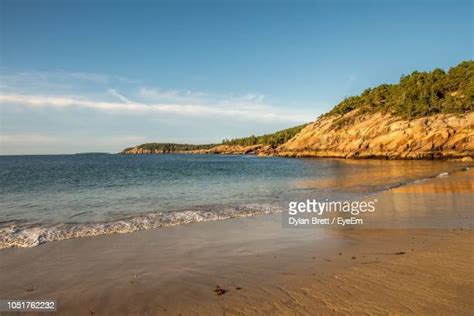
275 110 474 159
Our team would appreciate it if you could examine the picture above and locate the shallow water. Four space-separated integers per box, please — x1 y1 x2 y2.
0 154 468 247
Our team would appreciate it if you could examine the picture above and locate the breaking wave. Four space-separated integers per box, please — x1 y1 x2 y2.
0 204 282 249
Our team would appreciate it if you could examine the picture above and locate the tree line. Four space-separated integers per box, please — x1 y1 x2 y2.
327 60 473 119
221 124 308 147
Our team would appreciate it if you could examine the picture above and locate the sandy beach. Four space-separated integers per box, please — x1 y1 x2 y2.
0 169 473 315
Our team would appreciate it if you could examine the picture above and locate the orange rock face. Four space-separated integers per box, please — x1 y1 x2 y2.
276 110 474 159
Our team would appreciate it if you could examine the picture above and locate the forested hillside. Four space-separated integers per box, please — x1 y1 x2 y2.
328 61 473 119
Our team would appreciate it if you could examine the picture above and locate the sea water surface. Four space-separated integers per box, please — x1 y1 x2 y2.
0 154 468 248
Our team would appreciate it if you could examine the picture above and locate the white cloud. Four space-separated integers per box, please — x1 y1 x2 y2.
138 87 208 103
107 88 132 103
138 87 266 106
0 92 311 123
0 70 316 124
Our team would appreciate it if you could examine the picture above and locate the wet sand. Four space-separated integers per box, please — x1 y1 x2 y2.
0 169 473 315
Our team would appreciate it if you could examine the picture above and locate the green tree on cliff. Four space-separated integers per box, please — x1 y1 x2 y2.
328 61 473 119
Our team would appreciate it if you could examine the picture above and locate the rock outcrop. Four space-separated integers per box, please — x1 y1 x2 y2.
201 144 274 155
275 110 474 159
122 147 158 154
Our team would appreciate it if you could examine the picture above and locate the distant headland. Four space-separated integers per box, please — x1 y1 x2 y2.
122 61 474 160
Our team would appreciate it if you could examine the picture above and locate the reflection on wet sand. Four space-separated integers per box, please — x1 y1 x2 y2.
359 168 473 229
393 168 474 193
291 159 471 192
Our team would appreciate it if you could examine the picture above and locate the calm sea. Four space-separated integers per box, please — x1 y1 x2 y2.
0 154 466 248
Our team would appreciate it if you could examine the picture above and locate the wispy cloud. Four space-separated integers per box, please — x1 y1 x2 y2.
0 71 136 85
138 87 208 103
0 71 138 96
107 88 133 103
0 70 314 123
138 87 265 106
0 91 311 123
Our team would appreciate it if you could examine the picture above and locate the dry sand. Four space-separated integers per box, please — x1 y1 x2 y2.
0 169 473 315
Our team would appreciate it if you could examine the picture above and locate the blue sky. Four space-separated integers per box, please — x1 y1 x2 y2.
0 0 472 154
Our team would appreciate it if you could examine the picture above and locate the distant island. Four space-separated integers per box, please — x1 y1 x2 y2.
121 143 217 154
121 125 307 155
122 61 473 160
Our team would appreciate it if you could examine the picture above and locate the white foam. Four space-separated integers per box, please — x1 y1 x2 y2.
0 204 282 249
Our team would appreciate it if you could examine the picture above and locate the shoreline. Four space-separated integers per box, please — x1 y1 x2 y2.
0 168 473 314
121 150 474 161
1 163 471 250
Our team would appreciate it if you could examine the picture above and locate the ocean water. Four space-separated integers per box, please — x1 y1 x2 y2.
0 154 467 248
